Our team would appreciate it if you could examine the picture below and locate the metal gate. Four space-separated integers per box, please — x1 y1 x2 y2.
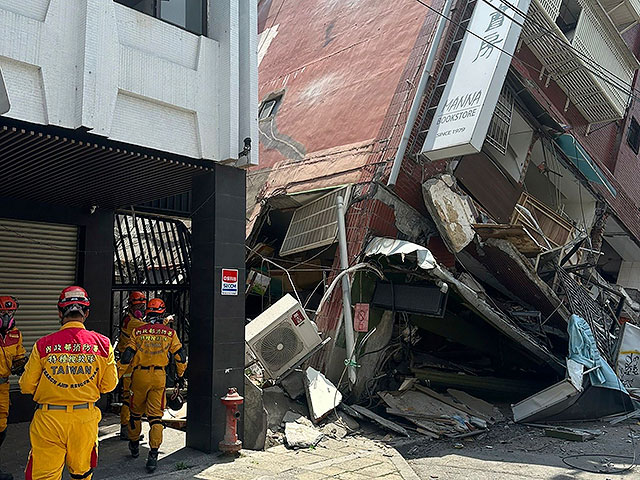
112 211 191 351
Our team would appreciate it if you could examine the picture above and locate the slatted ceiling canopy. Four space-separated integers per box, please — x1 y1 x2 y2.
0 218 78 388
0 118 215 209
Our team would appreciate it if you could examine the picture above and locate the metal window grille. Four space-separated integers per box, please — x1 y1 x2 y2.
280 186 352 257
112 212 191 349
485 86 514 155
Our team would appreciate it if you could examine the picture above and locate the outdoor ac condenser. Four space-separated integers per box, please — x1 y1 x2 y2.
246 294 322 379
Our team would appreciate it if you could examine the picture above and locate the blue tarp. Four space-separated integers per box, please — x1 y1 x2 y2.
554 134 616 197
568 314 627 392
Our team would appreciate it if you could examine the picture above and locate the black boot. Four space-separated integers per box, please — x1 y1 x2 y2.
146 449 158 473
120 424 128 441
129 440 139 458
0 431 13 480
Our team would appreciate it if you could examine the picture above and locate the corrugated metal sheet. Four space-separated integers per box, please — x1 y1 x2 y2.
0 219 78 388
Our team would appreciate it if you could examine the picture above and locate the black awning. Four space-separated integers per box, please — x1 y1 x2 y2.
0 117 215 209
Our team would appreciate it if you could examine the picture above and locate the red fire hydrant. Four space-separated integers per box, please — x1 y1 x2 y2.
219 387 243 454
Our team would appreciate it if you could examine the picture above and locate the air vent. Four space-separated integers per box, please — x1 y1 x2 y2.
280 185 351 257
258 324 305 373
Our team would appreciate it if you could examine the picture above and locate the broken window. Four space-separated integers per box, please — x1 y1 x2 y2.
555 0 582 41
627 117 640 154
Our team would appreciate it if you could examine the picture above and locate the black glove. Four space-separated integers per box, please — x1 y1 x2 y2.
175 376 186 389
11 357 27 376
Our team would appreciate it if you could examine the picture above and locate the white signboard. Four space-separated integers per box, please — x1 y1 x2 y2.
0 69 9 115
616 322 640 390
421 0 531 160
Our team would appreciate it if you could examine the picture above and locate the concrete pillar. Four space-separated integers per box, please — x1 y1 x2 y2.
186 164 246 453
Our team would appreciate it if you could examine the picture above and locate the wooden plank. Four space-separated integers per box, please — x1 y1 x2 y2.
543 427 594 442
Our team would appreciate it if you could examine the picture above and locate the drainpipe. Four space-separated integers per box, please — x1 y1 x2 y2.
336 195 357 386
387 0 456 186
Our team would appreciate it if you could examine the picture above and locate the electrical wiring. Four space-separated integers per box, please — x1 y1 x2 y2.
409 0 640 107
479 0 636 95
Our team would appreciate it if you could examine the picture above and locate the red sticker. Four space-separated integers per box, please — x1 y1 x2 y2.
291 310 305 326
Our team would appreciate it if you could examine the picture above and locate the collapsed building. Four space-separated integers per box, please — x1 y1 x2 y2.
248 0 640 432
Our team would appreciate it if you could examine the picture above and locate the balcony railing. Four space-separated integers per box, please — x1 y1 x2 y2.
598 0 640 33
523 0 639 123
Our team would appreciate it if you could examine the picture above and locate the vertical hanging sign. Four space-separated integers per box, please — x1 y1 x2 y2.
421 0 531 160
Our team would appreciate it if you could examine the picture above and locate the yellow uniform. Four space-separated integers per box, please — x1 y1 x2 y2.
117 313 145 428
119 322 187 449
0 327 25 433
19 321 118 480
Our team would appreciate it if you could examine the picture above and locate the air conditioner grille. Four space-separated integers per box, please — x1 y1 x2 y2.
258 324 305 373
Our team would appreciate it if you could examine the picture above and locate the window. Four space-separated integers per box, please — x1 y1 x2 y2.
115 0 205 35
555 0 582 41
259 95 282 120
627 117 640 154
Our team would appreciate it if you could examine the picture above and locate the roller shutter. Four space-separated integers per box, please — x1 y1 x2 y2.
0 219 78 387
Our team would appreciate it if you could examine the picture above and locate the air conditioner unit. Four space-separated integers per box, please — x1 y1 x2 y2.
246 294 322 379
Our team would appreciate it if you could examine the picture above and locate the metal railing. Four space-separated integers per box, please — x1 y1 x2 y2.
523 0 639 122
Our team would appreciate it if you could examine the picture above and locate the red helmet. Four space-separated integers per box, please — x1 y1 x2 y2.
0 296 18 331
145 298 166 320
57 286 90 317
128 291 147 307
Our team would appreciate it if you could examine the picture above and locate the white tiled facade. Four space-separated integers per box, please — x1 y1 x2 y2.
0 0 257 163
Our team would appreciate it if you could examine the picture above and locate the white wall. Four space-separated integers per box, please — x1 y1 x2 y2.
0 0 258 163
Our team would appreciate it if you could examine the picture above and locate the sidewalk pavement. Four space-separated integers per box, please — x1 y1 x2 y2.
1 413 420 480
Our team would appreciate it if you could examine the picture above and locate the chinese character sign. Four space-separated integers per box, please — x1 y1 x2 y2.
421 0 531 161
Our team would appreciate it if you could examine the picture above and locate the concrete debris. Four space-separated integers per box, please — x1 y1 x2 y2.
279 369 305 400
326 410 360 433
447 389 504 423
543 426 600 442
326 410 360 431
243 375 268 451
263 385 309 430
304 367 342 423
265 428 285 449
321 422 348 439
284 421 324 449
422 175 476 253
350 404 409 437
281 410 313 428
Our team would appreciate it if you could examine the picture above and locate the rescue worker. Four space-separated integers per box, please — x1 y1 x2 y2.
19 286 118 480
117 291 147 440
119 298 187 473
0 296 26 480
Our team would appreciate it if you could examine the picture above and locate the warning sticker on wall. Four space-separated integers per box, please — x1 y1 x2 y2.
221 269 239 296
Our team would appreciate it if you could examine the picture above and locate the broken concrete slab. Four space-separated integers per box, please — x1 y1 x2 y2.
281 410 313 428
326 410 360 432
279 369 305 400
243 375 268 450
263 385 309 430
321 422 348 439
422 175 476 253
304 367 342 423
284 422 324 449
447 389 504 423
350 404 409 437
